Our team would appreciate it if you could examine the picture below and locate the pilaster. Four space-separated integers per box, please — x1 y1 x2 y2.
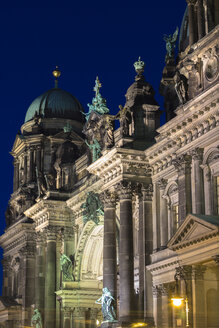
191 148 204 214
157 179 168 249
173 155 192 225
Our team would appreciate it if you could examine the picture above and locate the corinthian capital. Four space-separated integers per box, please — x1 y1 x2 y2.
191 147 204 161
116 181 133 200
100 190 117 208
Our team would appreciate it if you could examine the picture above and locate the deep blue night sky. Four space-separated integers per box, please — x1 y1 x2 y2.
0 0 186 287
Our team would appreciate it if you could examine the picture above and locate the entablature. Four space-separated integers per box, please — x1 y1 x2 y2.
24 199 73 232
87 147 150 191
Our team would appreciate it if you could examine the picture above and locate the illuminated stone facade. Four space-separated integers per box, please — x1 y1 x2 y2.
0 1 219 328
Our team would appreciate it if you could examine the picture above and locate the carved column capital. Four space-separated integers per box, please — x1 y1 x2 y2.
45 226 58 241
152 285 162 297
192 265 206 280
100 190 117 208
116 181 133 200
157 178 168 190
191 147 204 161
173 155 192 174
212 255 219 267
140 183 153 201
175 265 193 281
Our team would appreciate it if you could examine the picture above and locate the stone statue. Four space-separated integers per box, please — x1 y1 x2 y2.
95 287 117 322
102 114 115 148
36 167 47 198
174 71 188 104
60 253 74 281
31 308 42 328
84 77 110 121
163 27 179 61
81 191 104 225
85 138 101 162
116 105 131 136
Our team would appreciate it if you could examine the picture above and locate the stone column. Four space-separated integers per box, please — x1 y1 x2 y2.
203 0 208 34
44 227 57 328
36 146 41 171
13 159 19 191
152 285 162 328
192 265 206 328
20 245 36 327
2 258 12 297
35 233 45 311
173 155 192 224
152 182 160 252
186 0 198 45
117 181 134 323
202 165 213 215
23 152 28 184
197 0 205 39
28 147 34 182
102 191 117 304
63 307 72 328
138 184 153 319
191 148 204 214
74 308 86 328
161 286 169 328
158 179 168 249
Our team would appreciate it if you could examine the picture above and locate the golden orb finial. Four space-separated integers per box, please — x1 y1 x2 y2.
53 66 61 88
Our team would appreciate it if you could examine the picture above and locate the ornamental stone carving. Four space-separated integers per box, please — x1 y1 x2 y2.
191 147 204 160
100 190 117 208
116 181 133 200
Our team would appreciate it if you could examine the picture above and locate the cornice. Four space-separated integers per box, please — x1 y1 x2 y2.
87 147 150 191
24 199 73 231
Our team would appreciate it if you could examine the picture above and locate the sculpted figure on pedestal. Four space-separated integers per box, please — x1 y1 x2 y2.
163 27 179 62
116 105 131 137
95 287 117 322
60 253 74 281
31 309 42 328
174 71 188 104
85 138 102 162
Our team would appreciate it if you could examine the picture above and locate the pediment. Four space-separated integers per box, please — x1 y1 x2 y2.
168 214 219 249
11 134 25 153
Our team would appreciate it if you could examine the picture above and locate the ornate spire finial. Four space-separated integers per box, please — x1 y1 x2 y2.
52 66 61 88
134 57 145 74
93 76 102 97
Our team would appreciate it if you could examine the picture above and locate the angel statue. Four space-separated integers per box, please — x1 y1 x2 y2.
95 287 117 322
31 309 42 328
163 27 179 61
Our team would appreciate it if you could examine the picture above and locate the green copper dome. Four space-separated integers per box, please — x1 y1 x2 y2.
24 88 84 123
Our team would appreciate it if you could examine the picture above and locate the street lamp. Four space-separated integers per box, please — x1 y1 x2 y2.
171 268 190 327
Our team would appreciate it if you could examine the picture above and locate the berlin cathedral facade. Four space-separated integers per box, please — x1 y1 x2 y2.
1 1 219 327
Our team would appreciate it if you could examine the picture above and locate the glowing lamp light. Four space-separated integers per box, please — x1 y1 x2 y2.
96 319 100 326
131 323 148 327
171 297 184 307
